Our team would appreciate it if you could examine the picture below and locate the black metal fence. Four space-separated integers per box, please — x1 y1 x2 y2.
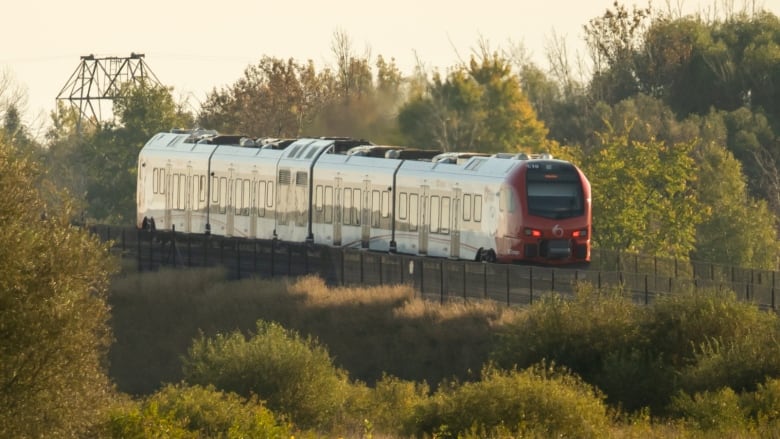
92 225 779 310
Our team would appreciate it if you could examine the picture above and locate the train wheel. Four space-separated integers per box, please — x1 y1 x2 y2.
479 249 496 263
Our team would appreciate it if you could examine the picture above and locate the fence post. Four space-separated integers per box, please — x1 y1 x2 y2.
644 274 649 305
463 262 467 299
772 272 776 311
483 264 487 299
551 269 555 292
137 228 142 272
440 261 444 305
236 242 241 280
529 266 534 305
270 240 276 278
506 265 510 306
148 230 154 271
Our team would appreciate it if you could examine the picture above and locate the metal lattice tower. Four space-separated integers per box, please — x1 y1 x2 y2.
56 52 162 126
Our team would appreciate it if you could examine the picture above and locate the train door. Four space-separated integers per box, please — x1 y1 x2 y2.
275 168 293 240
164 162 173 229
333 176 342 246
418 185 429 255
225 167 235 237
450 188 462 259
185 165 193 233
249 169 258 239
361 178 371 248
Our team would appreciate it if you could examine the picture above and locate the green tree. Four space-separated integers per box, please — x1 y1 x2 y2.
78 81 190 223
584 1 653 104
0 137 117 437
692 141 780 269
582 127 703 257
398 52 548 153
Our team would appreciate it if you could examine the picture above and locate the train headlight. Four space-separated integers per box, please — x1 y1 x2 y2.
572 228 588 238
524 228 542 238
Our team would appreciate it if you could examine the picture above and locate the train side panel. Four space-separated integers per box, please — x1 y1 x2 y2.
137 133 217 233
311 153 399 251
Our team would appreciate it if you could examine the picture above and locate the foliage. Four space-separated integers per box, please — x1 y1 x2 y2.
669 387 751 433
182 320 352 431
360 374 430 436
491 284 640 379
414 363 610 438
99 384 291 438
0 136 117 437
398 51 548 153
43 81 191 224
692 140 780 269
581 127 703 257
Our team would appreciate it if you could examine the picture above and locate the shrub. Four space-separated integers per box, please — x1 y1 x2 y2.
642 287 775 369
182 320 351 430
99 384 291 438
668 387 750 434
491 283 642 380
414 363 611 438
363 374 431 436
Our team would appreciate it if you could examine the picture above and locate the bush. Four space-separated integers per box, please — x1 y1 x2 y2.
182 320 351 431
363 374 431 436
668 387 750 433
643 288 775 367
414 363 611 438
99 384 291 438
491 283 642 380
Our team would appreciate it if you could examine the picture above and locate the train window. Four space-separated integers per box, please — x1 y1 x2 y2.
441 196 451 234
430 196 440 233
172 173 180 209
409 194 419 231
399 192 408 220
219 177 228 214
372 190 380 227
211 176 219 204
241 179 251 215
381 191 390 218
324 186 333 223
499 187 517 213
353 189 361 225
158 168 166 194
315 185 323 211
266 182 274 208
474 195 482 222
463 194 472 221
234 178 241 214
343 188 352 225
153 168 159 194
257 181 266 217
180 174 187 209
278 169 291 185
199 176 206 203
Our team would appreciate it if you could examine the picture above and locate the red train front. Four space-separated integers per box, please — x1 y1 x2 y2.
495 159 591 266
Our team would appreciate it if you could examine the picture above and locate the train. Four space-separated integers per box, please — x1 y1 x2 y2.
136 129 591 265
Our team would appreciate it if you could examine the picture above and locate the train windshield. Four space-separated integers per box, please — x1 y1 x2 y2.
526 164 584 219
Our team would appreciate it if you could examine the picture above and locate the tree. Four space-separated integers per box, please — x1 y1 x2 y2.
198 56 337 137
581 126 703 257
693 140 780 269
584 1 653 104
398 51 548 153
0 136 116 437
77 81 191 223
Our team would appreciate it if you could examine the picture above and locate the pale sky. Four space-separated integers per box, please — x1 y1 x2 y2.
3 0 779 132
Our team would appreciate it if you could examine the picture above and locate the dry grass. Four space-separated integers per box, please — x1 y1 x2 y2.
109 268 516 394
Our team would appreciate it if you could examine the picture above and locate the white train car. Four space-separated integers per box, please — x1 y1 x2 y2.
137 131 591 265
